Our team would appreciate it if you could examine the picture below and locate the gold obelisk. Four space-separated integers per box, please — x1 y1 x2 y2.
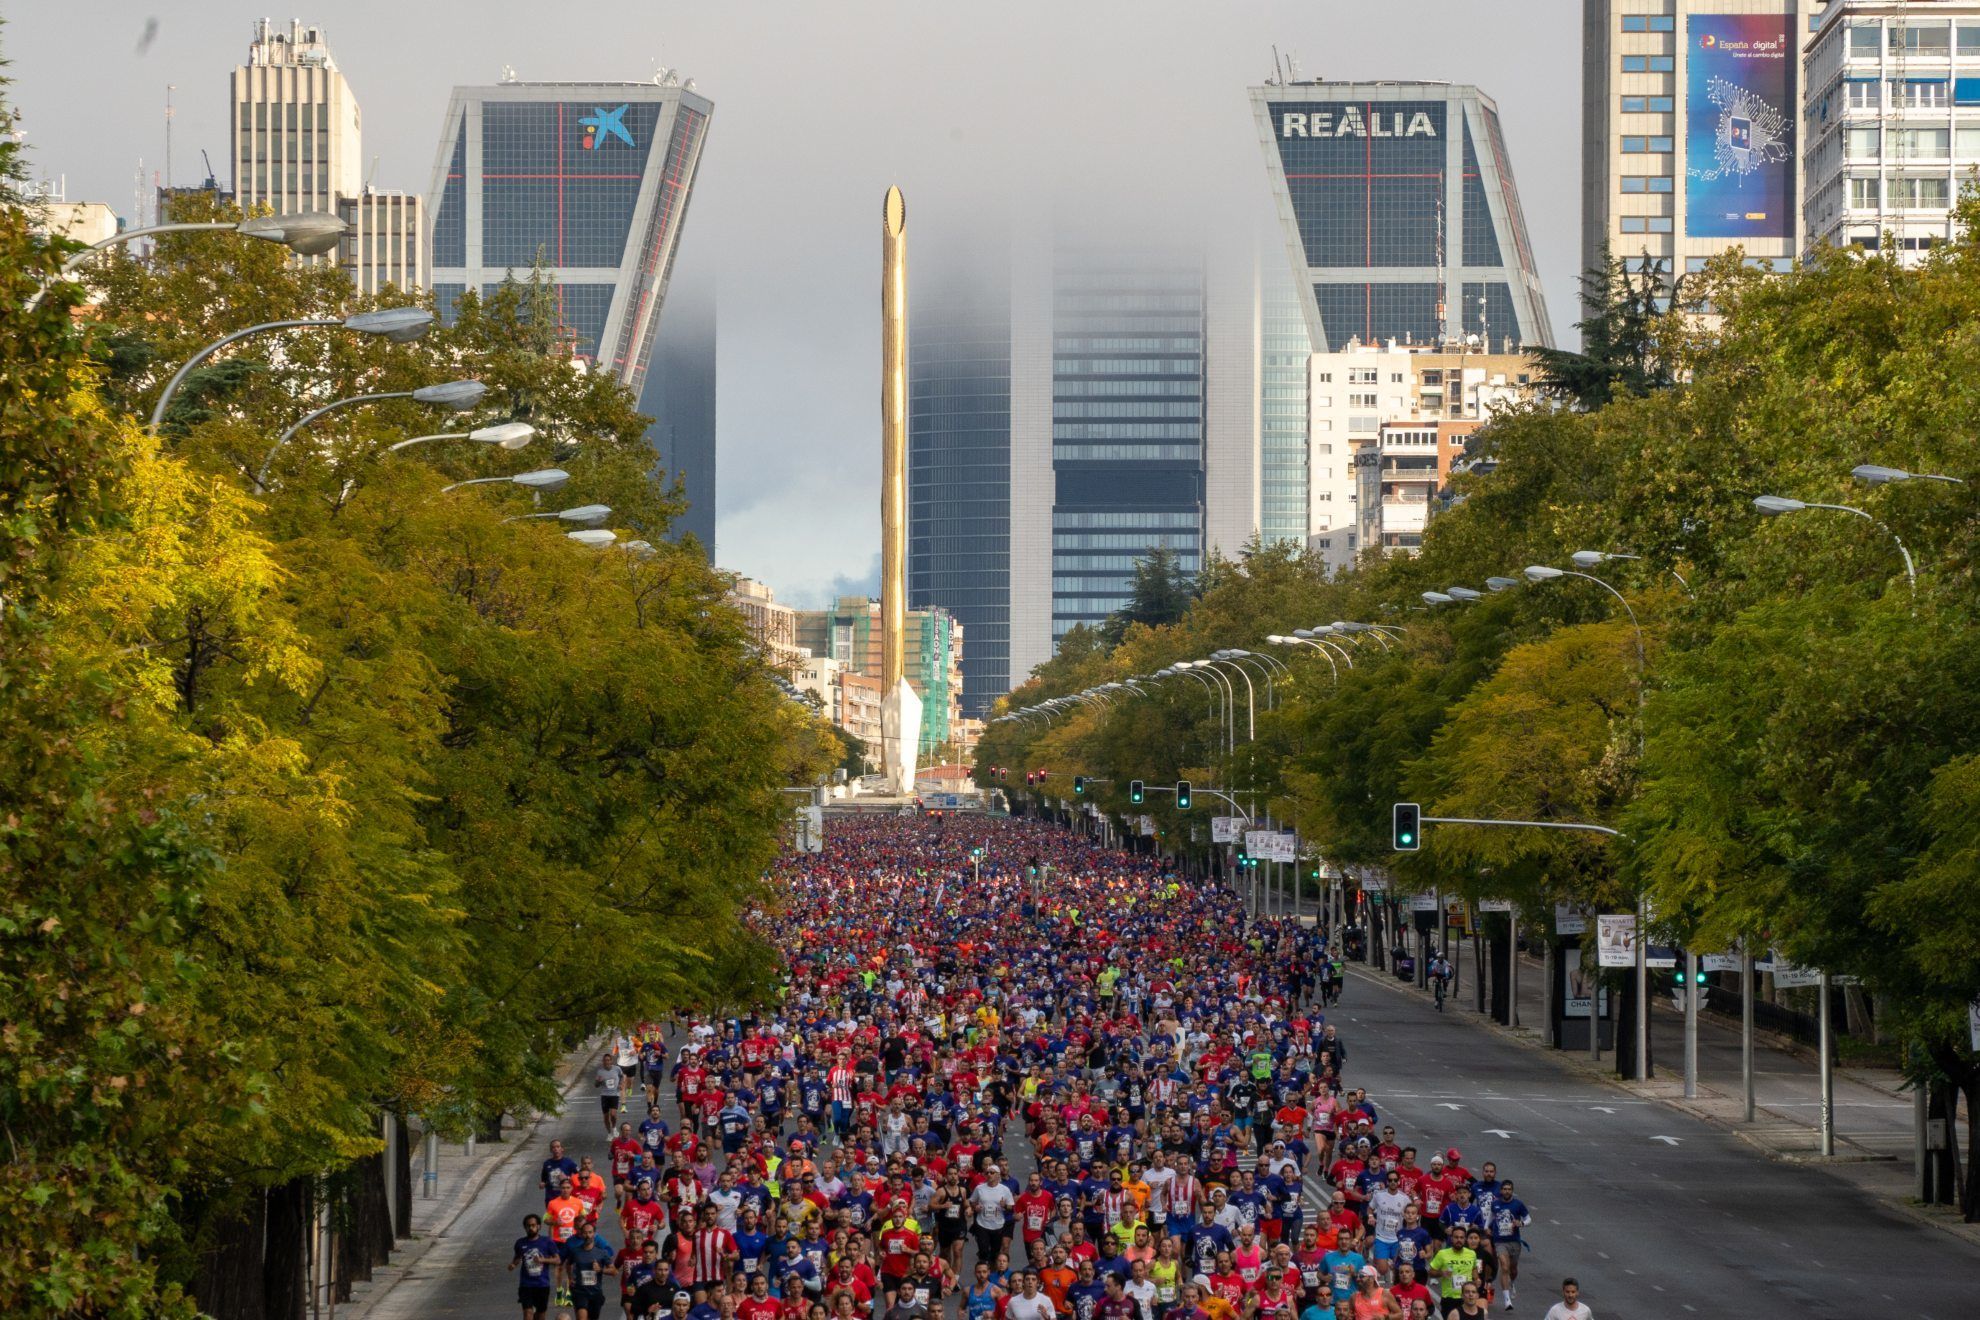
879 186 920 793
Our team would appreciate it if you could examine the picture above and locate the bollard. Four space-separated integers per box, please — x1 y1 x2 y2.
423 1129 439 1199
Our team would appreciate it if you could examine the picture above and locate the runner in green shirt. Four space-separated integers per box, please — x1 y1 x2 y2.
1428 1243 1478 1302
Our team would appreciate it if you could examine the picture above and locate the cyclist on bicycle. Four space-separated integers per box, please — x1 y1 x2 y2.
1428 952 1454 1008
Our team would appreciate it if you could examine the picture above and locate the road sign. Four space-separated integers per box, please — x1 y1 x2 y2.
1772 962 1820 989
1701 951 1742 973
1410 891 1439 912
1478 898 1514 913
1360 873 1391 893
1596 913 1637 968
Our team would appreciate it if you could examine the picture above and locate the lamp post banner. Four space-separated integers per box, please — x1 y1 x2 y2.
1596 913 1637 968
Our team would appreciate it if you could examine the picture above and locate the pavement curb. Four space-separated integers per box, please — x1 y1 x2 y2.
340 1038 601 1319
1343 962 1980 1248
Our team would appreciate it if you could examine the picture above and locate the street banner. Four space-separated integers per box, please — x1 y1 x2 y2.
1211 816 1240 844
1409 891 1439 913
1478 898 1514 913
1701 951 1742 973
1596 913 1637 968
1137 814 1155 837
1554 903 1588 936
1360 872 1391 893
1263 832 1298 863
1772 961 1820 988
1245 830 1273 857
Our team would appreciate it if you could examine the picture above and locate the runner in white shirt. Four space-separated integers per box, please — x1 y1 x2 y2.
1542 1278 1592 1320
1006 1273 1057 1320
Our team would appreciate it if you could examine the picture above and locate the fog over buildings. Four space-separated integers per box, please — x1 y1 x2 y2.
7 0 1582 609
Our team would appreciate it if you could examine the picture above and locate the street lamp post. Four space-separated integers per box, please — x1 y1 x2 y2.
254 379 488 489
388 421 536 452
150 306 435 431
27 210 347 310
1525 561 1652 1082
1753 494 1916 590
441 467 569 494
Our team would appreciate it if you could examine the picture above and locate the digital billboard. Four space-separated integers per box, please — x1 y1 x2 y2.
1685 14 1795 239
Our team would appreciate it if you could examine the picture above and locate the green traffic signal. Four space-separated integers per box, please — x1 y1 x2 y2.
1392 802 1421 851
1074 775 1086 795
1129 779 1144 805
1175 780 1191 810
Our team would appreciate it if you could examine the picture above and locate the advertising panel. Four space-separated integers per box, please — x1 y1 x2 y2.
1211 816 1240 844
1596 913 1638 968
1686 14 1795 239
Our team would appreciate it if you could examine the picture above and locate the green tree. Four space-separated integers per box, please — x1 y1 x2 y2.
1529 252 1683 410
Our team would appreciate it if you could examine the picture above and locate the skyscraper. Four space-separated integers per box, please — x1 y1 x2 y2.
1040 245 1209 648
909 253 1012 718
230 19 362 218
338 190 425 295
640 241 717 553
1583 1 1823 299
426 79 711 405
1258 256 1313 548
1252 80 1553 352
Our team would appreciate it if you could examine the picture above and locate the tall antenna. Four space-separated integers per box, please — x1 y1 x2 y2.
164 84 175 190
1434 190 1447 346
1271 44 1283 85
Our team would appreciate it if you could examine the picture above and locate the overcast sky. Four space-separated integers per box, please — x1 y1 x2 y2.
9 1 1582 607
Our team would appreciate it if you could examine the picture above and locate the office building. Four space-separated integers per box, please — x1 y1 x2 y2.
1584 1 1825 297
1253 80 1553 352
230 18 362 219
640 240 717 553
1039 245 1209 647
337 190 425 295
909 254 1012 717
1804 0 1980 259
426 78 711 403
794 597 963 760
1258 256 1314 548
24 179 119 247
726 576 801 666
1307 342 1538 572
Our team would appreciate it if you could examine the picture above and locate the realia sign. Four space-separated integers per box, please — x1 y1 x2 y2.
1279 105 1438 139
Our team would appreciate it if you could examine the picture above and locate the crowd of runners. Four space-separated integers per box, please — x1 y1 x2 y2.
508 814 1593 1320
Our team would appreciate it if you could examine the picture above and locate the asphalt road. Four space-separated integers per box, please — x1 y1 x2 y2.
365 995 1976 1320
1335 964 1978 1318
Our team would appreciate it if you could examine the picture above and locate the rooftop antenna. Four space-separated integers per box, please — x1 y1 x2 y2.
364 152 379 191
1287 51 1303 83
1434 190 1447 346
199 149 218 190
1271 44 1284 85
500 64 518 83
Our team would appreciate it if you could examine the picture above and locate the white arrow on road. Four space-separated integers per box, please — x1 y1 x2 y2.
1650 1135 1682 1145
1588 1106 1616 1114
1437 1103 1465 1111
1484 1128 1516 1139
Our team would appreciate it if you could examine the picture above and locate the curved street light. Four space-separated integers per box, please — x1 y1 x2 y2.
1195 657 1254 743
1267 634 1339 682
389 421 536 452
565 529 618 547
441 466 569 494
150 306 435 430
1485 576 1521 592
1571 549 1692 597
254 378 488 489
505 502 611 526
1853 462 1963 487
1752 494 1916 590
1293 628 1356 669
28 210 348 310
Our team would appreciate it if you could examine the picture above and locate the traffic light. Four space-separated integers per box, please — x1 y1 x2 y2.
1025 771 1036 786
971 846 984 859
1129 779 1144 805
1392 802 1421 851
1074 776 1086 796
1175 780 1192 811
1672 962 1690 986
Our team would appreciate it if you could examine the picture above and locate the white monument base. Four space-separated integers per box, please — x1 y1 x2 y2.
881 678 923 795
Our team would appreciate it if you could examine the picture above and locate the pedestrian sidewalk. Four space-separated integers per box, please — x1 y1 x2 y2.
339 1040 599 1319
1348 955 1980 1246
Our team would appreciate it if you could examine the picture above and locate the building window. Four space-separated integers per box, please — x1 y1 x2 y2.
1622 136 1645 152
1620 175 1674 193
1893 79 1949 109
1847 126 1881 158
1348 393 1378 408
1847 79 1880 110
1620 15 1673 32
1850 25 1882 57
1892 25 1951 56
1850 176 1879 209
1619 95 1675 113
1893 127 1950 158
1958 125 1980 156
1621 216 1646 233
1622 55 1676 73
1889 176 1951 208
1961 26 1980 54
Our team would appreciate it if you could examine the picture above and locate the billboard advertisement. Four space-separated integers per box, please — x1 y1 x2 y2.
1686 15 1795 239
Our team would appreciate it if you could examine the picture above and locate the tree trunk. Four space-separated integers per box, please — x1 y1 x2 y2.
1489 925 1511 1025
191 1188 267 1320
263 1177 311 1320
393 1111 414 1239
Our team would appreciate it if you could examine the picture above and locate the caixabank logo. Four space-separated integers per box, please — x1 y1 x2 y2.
579 104 634 150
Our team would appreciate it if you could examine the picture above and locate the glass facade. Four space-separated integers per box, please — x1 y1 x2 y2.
1257 84 1553 351
909 262 1012 718
1050 253 1205 641
426 84 709 401
1259 263 1312 547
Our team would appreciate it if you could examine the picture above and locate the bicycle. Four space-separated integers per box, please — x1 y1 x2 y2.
1433 974 1447 1011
